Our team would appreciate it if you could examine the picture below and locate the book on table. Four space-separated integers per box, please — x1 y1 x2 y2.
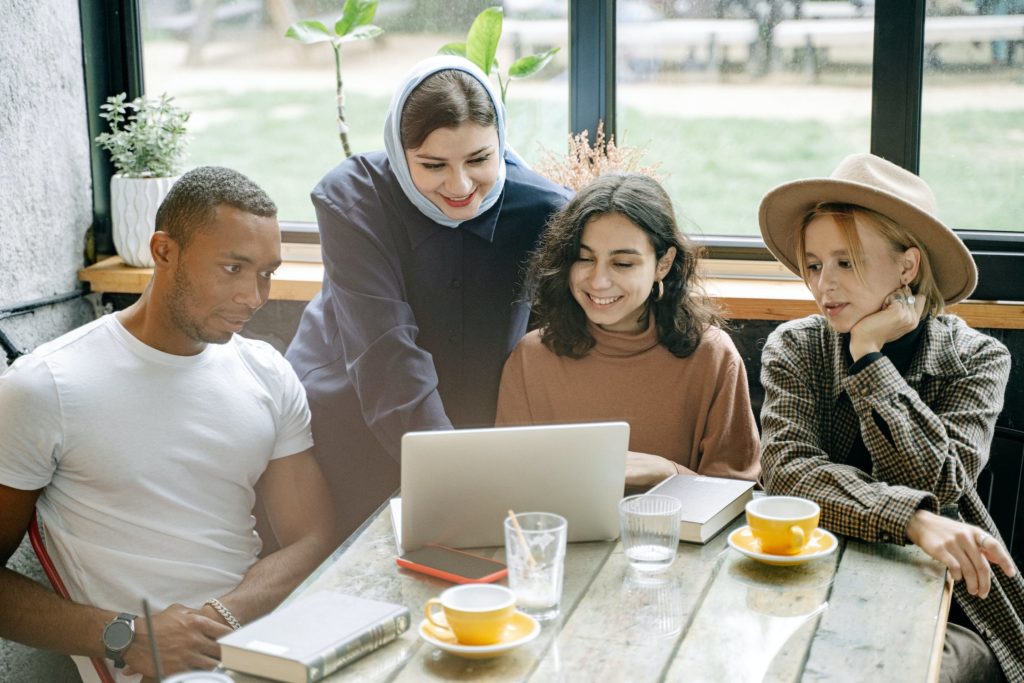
647 473 755 544
218 590 410 683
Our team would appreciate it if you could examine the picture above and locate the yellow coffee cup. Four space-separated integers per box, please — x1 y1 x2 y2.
424 584 516 646
745 496 820 555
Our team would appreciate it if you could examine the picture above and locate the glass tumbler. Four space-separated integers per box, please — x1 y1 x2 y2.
503 511 567 621
619 494 681 573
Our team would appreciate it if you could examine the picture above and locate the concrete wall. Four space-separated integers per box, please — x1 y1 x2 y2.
0 0 97 680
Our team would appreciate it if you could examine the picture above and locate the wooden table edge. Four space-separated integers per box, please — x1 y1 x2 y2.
927 573 954 683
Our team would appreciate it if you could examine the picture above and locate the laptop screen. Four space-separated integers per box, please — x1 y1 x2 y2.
398 422 629 551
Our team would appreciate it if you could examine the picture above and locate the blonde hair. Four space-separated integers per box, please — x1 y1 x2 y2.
796 203 944 318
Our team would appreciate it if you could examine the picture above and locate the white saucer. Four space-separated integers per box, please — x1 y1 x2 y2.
417 611 540 659
727 525 838 566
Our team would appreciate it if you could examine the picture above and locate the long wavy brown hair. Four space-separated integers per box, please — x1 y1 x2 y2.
528 173 722 359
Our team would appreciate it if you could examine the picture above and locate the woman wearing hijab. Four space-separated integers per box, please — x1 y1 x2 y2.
286 56 571 537
758 153 1022 681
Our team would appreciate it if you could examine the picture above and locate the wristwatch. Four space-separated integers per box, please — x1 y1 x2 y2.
102 612 137 668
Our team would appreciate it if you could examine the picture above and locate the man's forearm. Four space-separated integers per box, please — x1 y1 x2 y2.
214 449 340 627
0 567 113 658
212 531 336 626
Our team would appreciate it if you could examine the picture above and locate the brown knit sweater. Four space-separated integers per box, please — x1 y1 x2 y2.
496 321 761 481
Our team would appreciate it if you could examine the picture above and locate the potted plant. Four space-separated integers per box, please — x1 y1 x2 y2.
94 92 189 267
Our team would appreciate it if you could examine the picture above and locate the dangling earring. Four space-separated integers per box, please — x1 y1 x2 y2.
654 280 665 302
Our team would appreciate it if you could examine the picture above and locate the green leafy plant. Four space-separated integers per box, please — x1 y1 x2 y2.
94 93 190 178
438 6 559 104
286 0 384 157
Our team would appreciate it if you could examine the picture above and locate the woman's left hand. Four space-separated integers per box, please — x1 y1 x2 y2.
906 510 1017 598
626 451 686 487
849 285 926 361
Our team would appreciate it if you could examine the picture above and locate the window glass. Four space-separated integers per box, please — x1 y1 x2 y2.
921 1 1023 232
140 1 568 223
616 1 873 237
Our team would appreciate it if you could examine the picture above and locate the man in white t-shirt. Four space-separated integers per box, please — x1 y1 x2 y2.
0 167 338 681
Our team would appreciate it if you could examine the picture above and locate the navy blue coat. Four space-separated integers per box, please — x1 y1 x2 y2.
286 151 571 536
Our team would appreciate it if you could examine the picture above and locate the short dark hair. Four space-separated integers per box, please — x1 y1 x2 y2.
399 69 497 150
156 166 277 249
529 173 723 359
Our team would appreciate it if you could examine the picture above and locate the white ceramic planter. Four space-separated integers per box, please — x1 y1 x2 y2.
110 174 178 267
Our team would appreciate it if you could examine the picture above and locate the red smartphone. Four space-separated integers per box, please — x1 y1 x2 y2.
396 545 508 584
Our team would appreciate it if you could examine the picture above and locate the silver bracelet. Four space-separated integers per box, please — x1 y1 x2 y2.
204 598 241 630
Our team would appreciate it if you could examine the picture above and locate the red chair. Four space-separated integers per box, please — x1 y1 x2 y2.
28 511 116 683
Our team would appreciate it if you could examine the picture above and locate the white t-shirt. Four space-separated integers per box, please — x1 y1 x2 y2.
0 315 313 680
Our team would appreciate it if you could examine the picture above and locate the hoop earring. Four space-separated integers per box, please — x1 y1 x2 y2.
654 280 665 302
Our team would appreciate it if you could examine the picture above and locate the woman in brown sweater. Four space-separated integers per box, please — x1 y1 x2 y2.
496 174 760 487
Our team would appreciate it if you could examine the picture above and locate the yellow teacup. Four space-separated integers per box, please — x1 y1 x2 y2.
424 584 516 646
745 496 820 555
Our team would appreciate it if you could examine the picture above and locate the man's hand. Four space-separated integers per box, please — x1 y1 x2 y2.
906 509 1017 599
625 451 685 488
848 285 926 361
122 603 232 677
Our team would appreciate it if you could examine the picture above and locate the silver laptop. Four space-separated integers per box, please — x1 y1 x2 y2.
396 422 629 552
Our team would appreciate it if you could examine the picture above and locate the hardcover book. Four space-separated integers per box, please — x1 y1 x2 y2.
647 474 755 544
218 590 410 683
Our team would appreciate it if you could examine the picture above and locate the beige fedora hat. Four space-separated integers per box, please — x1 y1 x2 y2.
758 153 977 304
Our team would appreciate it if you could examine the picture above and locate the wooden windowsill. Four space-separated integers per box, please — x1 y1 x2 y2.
79 256 1024 329
79 256 322 302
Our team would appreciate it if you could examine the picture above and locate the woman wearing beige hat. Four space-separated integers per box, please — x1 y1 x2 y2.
758 153 1022 681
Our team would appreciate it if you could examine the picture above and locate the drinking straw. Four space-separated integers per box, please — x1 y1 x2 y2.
507 510 537 568
142 598 164 682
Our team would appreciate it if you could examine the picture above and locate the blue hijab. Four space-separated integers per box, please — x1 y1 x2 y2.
383 55 508 228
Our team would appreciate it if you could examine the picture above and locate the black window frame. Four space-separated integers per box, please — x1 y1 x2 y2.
83 0 1023 301
81 0 145 257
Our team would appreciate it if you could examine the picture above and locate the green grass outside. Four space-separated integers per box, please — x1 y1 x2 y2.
176 89 387 221
920 110 1023 231
617 110 868 236
179 89 1022 235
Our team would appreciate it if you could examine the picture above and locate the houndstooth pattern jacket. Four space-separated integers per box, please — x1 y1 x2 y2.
760 313 1024 679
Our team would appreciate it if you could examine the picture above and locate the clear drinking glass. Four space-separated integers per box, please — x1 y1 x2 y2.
619 494 681 573
503 512 568 621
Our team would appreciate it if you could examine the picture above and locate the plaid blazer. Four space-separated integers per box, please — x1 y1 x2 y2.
760 314 1023 679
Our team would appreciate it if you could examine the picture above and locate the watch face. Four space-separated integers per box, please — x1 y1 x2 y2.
104 620 133 650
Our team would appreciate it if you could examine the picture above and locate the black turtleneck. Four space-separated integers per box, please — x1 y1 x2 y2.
842 320 927 474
